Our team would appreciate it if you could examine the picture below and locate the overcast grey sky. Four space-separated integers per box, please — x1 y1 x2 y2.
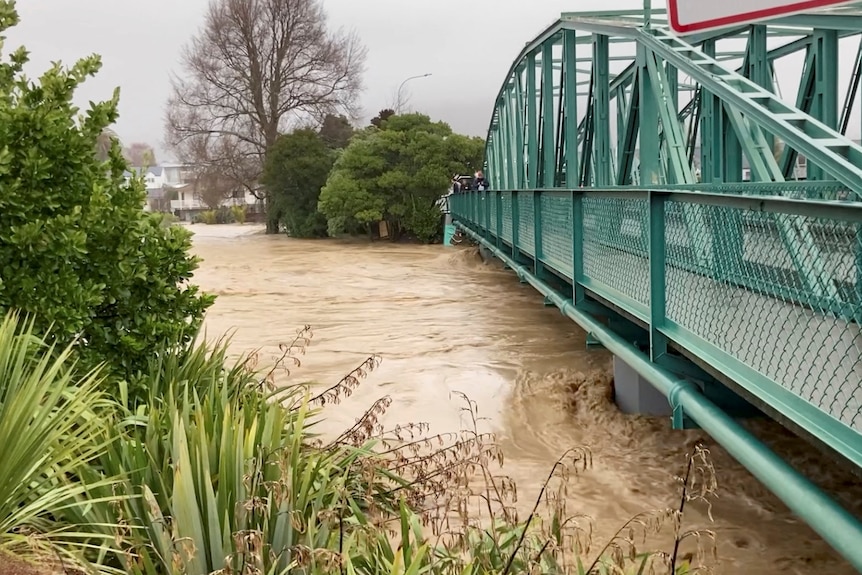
6 0 860 162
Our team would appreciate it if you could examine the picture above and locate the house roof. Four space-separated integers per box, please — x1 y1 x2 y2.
124 165 164 177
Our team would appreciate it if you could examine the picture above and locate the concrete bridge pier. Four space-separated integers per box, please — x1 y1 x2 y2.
613 356 673 417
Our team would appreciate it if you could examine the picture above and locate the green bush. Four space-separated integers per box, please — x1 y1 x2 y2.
319 113 484 243
0 2 213 384
199 209 218 224
230 204 247 223
262 129 332 238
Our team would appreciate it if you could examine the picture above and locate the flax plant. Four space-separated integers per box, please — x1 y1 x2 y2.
0 312 119 568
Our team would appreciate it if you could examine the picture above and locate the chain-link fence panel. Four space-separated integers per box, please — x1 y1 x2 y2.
517 192 535 256
582 196 651 309
539 192 574 278
665 200 862 432
501 192 513 244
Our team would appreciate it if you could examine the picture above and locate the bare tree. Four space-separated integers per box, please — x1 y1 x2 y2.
193 167 237 210
95 128 120 162
124 142 157 167
165 0 366 232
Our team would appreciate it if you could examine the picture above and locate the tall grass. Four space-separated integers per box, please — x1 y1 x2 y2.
0 317 718 574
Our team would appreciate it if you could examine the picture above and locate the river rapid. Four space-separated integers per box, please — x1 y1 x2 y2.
190 223 862 574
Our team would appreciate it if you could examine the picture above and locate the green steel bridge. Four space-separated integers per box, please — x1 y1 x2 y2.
448 4 862 571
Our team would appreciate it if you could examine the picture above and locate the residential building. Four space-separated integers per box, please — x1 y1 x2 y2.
124 163 263 221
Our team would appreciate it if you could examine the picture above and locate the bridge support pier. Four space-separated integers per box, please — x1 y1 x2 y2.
613 356 673 417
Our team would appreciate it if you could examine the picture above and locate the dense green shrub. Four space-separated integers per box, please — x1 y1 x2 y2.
262 129 333 238
0 2 213 385
319 113 485 243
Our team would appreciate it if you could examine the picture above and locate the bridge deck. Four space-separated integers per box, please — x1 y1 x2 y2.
451 189 862 467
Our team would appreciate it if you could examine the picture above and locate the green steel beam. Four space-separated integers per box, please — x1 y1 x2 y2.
514 70 526 188
808 29 840 181
526 52 539 188
638 45 658 186
564 29 579 187
542 42 556 188
839 36 862 136
593 35 612 186
771 13 862 30
638 27 862 197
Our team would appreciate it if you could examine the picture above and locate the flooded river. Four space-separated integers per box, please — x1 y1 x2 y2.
190 223 861 574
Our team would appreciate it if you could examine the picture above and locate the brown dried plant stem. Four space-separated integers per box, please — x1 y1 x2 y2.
256 325 313 390
501 449 584 575
670 446 696 572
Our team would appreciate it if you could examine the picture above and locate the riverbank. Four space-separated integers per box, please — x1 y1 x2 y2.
181 222 450 245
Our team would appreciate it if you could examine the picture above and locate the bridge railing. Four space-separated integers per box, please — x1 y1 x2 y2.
450 189 862 467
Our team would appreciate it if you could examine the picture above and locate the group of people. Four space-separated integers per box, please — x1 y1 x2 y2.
451 171 489 193
436 170 490 215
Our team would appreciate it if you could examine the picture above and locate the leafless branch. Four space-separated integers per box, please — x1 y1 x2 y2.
164 0 366 199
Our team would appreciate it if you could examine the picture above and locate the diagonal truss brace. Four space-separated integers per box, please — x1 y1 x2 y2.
638 28 862 199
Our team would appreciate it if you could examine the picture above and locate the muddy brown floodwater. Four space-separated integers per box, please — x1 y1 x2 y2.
190 223 862 575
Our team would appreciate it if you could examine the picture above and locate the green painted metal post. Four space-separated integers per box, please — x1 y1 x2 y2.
564 29 579 187
747 25 773 154
512 191 521 260
526 53 539 188
666 63 678 111
593 34 611 186
534 191 544 277
509 92 519 189
649 191 668 363
542 42 556 189
571 190 585 305
497 105 506 191
700 40 722 183
484 190 491 240
495 191 503 249
514 69 527 188
809 29 839 181
616 87 628 178
638 45 661 187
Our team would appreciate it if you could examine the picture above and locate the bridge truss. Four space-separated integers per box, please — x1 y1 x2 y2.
452 3 862 570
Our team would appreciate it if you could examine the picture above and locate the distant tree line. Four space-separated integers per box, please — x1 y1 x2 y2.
263 111 484 242
161 0 484 243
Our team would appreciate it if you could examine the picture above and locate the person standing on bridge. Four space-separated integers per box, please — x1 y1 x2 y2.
473 170 489 191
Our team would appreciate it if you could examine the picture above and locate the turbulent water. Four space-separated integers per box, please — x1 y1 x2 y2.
190 223 862 574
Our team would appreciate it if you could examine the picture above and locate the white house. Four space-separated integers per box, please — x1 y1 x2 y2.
124 165 177 212
124 163 262 220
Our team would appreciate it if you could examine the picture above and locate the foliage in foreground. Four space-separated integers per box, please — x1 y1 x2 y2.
0 313 717 575
0 312 117 565
319 113 485 242
0 2 213 384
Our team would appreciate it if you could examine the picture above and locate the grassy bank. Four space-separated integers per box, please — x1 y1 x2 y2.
0 312 715 575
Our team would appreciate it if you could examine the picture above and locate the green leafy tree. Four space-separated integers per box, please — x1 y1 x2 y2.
369 108 395 128
0 2 213 387
319 113 484 242
262 129 334 238
319 113 354 149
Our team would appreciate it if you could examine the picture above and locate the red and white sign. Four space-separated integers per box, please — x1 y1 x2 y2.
668 0 858 34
